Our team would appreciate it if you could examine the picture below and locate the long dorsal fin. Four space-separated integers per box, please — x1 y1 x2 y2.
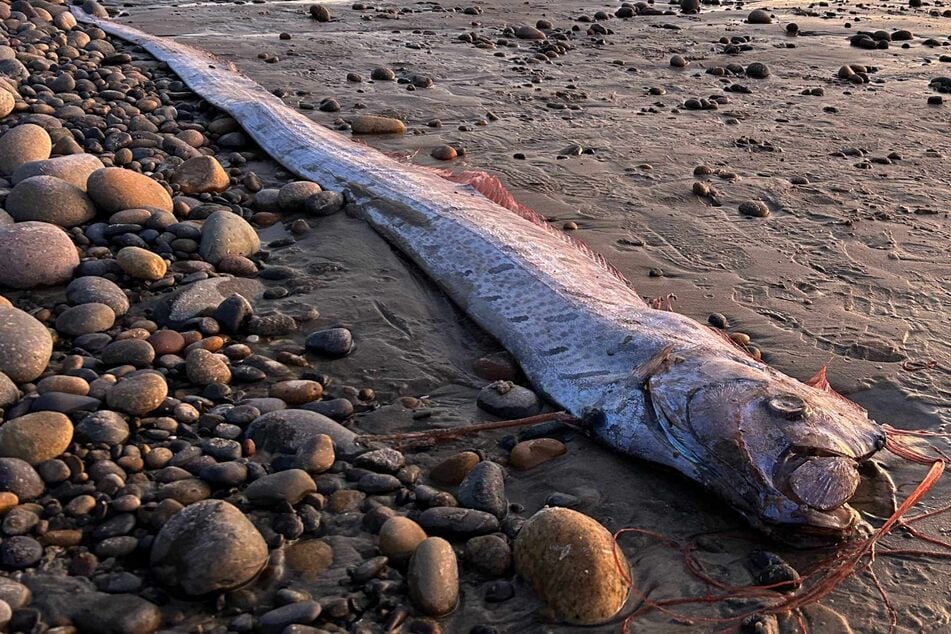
429 167 637 292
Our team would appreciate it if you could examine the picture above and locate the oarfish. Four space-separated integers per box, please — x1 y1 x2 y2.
75 8 886 543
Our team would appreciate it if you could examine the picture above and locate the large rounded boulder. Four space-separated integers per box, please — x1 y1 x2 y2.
11 154 104 190
0 222 79 289
0 412 73 465
86 167 173 214
150 499 268 596
0 124 51 177
199 210 260 265
4 175 98 227
0 307 53 383
514 508 630 625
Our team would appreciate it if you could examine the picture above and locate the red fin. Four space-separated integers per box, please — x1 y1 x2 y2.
804 365 867 416
805 365 830 391
423 167 637 291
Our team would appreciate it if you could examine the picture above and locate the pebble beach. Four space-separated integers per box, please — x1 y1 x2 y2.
0 0 949 633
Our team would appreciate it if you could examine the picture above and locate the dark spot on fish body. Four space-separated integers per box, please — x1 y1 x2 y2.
381 200 432 228
544 313 577 323
560 370 613 380
543 346 569 356
510 315 529 323
488 263 516 274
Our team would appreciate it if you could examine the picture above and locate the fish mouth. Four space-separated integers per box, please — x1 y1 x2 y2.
763 505 859 547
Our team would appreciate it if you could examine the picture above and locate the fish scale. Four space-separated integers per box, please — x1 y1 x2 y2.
74 8 887 540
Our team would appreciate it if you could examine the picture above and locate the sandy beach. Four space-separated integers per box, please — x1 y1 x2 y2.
114 0 950 626
0 0 948 631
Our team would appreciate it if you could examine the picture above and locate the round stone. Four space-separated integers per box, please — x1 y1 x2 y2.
246 409 361 457
514 508 630 624
370 67 396 81
292 433 335 474
349 115 406 135
278 181 322 212
117 246 167 280
148 330 185 355
199 210 260 264
55 303 115 337
4 176 96 227
74 410 130 445
0 91 12 119
0 536 42 569
67 276 129 316
747 9 773 24
106 371 168 416
270 380 323 406
245 469 316 506
305 327 353 357
304 190 345 216
49 374 94 397
457 460 508 519
309 3 331 21
0 222 79 289
476 381 541 418
515 25 546 40
284 539 333 578
0 373 17 408
11 154 104 191
171 156 230 194
0 412 73 465
0 124 51 177
464 534 513 577
73 593 161 634
509 438 567 470
379 516 427 560
746 62 770 79
0 577 30 609
0 307 53 382
258 602 322 634
86 167 173 214
101 339 155 368
431 145 457 161
408 537 459 616
739 200 770 217
430 451 481 486
0 458 44 500
186 348 231 386
680 0 700 13
150 499 268 596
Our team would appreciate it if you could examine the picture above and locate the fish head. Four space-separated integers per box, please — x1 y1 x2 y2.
647 354 885 544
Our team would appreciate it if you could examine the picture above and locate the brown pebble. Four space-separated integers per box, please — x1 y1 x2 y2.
379 516 427 559
0 492 18 514
738 200 770 217
270 380 323 405
431 145 457 161
730 332 752 346
430 451 481 486
514 508 629 624
509 438 567 470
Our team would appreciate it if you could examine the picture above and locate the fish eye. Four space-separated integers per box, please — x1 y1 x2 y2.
766 394 809 420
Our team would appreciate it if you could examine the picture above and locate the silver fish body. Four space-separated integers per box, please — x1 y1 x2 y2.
75 9 886 542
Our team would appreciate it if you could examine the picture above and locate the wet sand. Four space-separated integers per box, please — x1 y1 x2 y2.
110 0 949 631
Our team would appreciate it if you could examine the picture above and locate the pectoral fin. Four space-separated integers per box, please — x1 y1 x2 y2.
632 344 675 386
